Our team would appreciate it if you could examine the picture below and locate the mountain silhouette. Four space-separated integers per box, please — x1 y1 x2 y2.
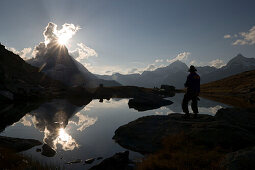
27 43 121 88
0 43 67 100
201 54 255 83
97 54 255 88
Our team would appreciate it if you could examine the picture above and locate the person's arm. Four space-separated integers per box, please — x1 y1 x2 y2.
184 74 191 87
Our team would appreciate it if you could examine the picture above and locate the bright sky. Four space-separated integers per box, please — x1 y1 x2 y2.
1 0 255 75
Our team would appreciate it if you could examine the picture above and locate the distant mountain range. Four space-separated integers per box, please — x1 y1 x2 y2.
27 43 121 88
2 40 255 91
97 54 255 88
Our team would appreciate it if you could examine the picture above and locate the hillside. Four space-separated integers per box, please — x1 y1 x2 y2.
200 69 255 108
0 43 67 101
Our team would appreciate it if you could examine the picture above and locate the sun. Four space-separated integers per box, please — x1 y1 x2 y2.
53 23 80 46
57 34 70 45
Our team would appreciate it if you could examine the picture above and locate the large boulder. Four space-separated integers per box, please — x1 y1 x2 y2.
41 144 56 157
113 108 255 154
128 93 173 111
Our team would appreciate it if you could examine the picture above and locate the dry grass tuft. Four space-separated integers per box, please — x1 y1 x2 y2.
137 132 226 170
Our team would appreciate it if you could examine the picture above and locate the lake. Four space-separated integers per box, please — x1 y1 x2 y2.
0 93 230 169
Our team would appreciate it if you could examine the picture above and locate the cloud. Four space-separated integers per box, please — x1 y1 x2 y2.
128 68 139 74
43 22 80 45
32 42 46 58
167 52 191 63
232 39 247 45
224 34 231 39
144 64 156 71
7 47 33 60
230 25 255 45
69 112 97 131
43 22 58 45
32 22 81 58
190 59 225 68
190 60 203 66
70 43 98 61
209 59 226 68
155 59 163 63
30 21 98 74
19 115 32 126
91 58 167 75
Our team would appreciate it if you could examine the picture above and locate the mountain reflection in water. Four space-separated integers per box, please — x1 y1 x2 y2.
17 99 97 151
1 94 232 170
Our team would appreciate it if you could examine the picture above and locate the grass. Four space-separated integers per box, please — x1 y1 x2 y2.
137 132 226 170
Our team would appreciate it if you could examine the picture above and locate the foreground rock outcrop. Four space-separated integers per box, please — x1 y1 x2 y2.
113 108 255 154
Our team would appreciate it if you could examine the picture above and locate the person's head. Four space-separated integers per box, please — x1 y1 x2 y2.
189 65 197 72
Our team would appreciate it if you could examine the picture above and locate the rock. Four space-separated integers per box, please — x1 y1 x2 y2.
97 157 103 160
113 108 255 154
0 90 13 101
36 148 41 152
215 108 255 132
41 144 56 157
65 159 82 164
85 158 95 164
128 93 173 111
221 146 255 170
89 151 132 170
0 136 42 152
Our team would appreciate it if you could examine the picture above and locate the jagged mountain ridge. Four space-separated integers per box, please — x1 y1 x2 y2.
97 54 255 88
27 43 121 88
201 54 255 83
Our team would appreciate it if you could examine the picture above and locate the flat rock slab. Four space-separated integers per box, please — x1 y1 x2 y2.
113 108 255 154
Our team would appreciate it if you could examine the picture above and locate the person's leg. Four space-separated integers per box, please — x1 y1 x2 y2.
191 95 199 117
182 93 190 116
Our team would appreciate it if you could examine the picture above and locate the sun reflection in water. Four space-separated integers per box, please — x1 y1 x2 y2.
58 128 70 142
53 128 79 151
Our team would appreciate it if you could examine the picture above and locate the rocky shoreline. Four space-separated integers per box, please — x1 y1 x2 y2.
113 108 255 169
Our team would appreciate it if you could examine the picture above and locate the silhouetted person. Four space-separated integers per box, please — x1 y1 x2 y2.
182 65 200 118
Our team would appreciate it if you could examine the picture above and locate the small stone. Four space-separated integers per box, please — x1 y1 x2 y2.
41 144 56 157
85 158 95 164
36 148 41 152
65 159 82 164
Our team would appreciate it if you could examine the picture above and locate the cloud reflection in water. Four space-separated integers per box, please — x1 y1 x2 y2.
16 99 97 151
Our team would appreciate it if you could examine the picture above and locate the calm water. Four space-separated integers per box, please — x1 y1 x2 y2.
1 94 229 169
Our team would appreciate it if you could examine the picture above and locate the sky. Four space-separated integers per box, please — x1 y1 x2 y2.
1 0 255 75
